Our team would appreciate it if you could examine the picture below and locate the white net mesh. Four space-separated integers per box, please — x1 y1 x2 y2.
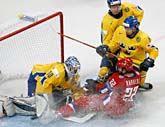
0 12 64 84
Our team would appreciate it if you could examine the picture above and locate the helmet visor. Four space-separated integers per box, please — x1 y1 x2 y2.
69 64 80 76
118 67 127 75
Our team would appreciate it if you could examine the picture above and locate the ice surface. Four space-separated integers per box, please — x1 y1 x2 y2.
0 0 165 127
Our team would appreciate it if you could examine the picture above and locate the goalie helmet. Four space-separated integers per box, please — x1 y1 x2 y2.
117 58 133 74
123 16 139 29
107 0 121 6
64 56 81 77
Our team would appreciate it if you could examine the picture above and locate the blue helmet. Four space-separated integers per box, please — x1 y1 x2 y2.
123 16 140 29
107 0 121 6
64 56 81 77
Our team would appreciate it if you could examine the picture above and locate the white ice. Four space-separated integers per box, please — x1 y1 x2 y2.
0 0 165 127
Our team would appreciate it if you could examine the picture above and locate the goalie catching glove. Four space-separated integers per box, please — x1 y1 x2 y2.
140 57 154 71
96 45 110 57
84 79 97 92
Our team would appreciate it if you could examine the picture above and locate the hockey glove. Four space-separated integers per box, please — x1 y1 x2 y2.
84 79 97 91
96 45 110 57
65 95 73 104
140 57 155 71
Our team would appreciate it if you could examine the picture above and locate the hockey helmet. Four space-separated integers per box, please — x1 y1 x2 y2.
64 56 81 77
107 0 121 6
123 16 139 29
117 58 133 74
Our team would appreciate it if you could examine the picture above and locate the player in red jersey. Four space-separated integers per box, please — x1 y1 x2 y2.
55 58 141 118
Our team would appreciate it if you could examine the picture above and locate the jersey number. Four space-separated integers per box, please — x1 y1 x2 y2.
123 86 139 102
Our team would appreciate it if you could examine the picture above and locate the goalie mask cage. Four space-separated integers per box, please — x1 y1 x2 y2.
0 11 64 83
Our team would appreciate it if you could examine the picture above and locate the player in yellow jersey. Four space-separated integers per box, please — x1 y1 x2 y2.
102 0 144 44
27 56 84 103
98 0 144 83
0 56 85 119
96 16 159 90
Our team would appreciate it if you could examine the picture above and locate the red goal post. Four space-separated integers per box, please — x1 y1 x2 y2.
0 11 64 83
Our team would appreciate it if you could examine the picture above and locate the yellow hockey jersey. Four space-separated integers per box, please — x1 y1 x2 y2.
107 26 159 67
102 2 144 45
30 62 81 95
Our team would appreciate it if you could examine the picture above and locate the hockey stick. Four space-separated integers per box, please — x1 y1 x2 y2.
57 32 118 58
63 112 96 123
37 86 94 123
57 32 96 49
33 87 86 120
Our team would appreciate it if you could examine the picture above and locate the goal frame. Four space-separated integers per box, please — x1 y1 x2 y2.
0 11 64 62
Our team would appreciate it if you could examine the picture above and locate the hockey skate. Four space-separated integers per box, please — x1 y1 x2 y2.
139 83 153 91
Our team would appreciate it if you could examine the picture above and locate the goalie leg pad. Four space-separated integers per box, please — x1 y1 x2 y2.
2 98 16 117
12 96 36 115
0 101 5 118
36 94 49 117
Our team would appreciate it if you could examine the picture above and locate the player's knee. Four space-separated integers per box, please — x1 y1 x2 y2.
99 67 109 76
97 67 109 82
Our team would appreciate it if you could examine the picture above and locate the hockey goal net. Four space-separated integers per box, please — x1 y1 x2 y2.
0 11 64 84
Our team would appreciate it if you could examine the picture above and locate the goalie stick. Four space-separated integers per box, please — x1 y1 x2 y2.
32 86 94 122
34 95 96 123
63 112 96 123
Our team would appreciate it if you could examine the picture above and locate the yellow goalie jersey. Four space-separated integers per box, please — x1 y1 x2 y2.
31 62 81 95
108 26 159 67
102 2 144 45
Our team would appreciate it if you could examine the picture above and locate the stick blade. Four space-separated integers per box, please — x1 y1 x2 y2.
63 112 96 123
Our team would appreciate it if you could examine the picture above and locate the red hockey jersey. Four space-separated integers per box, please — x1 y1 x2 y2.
57 70 141 117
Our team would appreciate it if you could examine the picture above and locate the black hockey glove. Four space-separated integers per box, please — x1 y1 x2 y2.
96 45 110 57
140 57 155 71
65 95 73 104
84 79 97 91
